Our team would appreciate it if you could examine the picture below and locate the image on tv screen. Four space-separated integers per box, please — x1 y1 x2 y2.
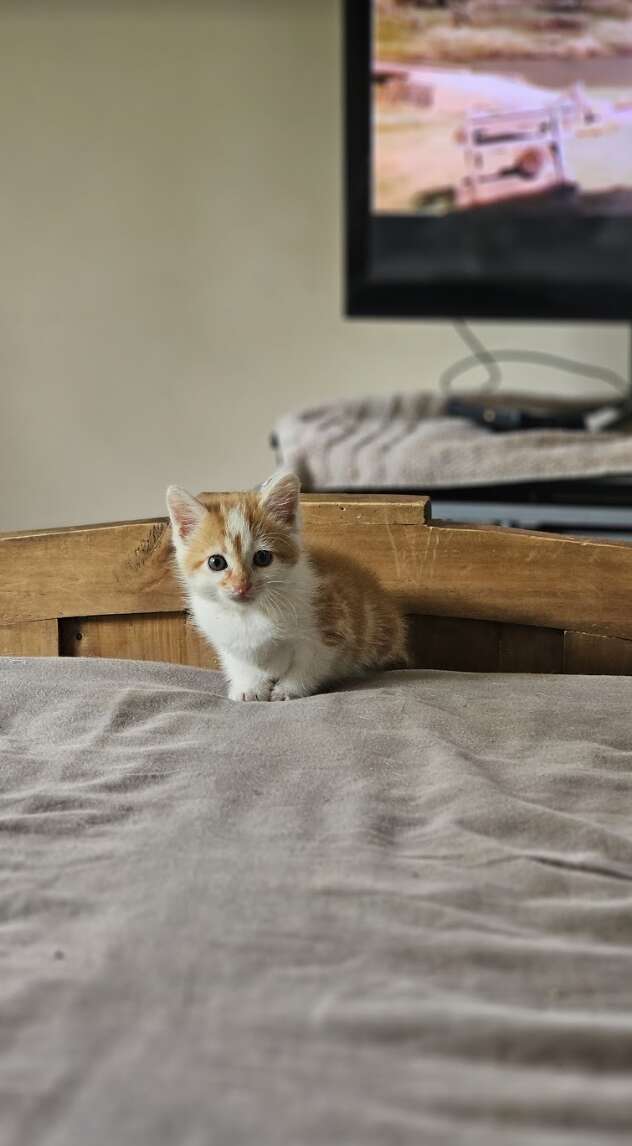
372 0 632 216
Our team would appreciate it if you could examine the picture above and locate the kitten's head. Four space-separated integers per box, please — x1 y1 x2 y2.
166 470 301 608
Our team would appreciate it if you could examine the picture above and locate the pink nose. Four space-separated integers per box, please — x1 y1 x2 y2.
233 582 252 599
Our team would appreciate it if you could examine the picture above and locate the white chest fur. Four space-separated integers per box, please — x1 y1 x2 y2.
190 593 291 666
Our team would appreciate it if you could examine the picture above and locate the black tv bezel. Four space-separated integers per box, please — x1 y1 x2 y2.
345 0 632 321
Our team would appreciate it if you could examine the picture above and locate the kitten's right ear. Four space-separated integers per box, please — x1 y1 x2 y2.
258 470 301 530
166 486 207 542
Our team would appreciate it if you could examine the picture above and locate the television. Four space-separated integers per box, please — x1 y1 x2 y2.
345 0 632 320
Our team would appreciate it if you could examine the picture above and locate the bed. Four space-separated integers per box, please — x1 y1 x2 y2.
2 494 632 1145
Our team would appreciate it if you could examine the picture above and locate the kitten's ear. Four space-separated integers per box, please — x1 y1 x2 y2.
166 486 207 542
258 470 301 529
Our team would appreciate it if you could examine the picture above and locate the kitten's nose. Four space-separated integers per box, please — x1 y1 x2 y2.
232 581 252 600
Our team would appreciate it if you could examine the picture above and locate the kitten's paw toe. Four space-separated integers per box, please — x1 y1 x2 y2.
270 681 307 702
228 684 272 702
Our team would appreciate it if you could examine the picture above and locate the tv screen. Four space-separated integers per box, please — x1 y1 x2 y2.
346 0 632 319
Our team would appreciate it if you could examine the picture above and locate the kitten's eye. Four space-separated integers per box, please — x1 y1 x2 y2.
253 550 273 568
208 554 228 572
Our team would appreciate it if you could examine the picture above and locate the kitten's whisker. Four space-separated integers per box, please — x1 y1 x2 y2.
262 586 292 615
262 586 299 629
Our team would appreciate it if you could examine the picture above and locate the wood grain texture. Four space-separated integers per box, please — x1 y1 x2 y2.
0 619 58 656
0 518 176 624
60 612 218 669
498 624 563 674
394 524 632 641
563 631 632 675
407 617 565 674
408 615 500 672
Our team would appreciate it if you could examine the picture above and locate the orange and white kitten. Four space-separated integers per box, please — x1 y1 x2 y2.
166 471 408 702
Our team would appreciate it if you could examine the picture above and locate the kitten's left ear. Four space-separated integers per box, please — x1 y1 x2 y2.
258 470 301 529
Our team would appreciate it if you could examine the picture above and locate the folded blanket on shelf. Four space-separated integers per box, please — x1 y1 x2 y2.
273 393 632 488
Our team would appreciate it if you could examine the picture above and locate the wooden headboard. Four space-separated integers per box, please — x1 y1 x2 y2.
2 493 632 675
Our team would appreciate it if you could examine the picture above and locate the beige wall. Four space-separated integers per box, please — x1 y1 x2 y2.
0 0 627 532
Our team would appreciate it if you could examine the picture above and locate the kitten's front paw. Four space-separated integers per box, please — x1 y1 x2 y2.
228 681 273 703
270 680 311 702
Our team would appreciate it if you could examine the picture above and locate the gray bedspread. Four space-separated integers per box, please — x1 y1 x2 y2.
2 657 632 1146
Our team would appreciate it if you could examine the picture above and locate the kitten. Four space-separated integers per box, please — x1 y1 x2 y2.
166 471 408 702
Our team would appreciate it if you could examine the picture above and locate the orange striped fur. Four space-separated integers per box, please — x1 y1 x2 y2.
310 546 408 669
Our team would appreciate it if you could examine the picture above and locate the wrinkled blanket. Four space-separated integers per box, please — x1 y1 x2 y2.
3 656 632 1145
